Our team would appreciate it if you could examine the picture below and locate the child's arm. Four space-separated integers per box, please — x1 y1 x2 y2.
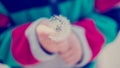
24 15 118 68
72 14 118 67
0 14 57 67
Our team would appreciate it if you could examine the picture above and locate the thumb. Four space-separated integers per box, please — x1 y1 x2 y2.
36 24 55 38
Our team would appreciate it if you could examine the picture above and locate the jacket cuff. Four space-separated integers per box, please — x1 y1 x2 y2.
25 18 56 62
72 25 92 67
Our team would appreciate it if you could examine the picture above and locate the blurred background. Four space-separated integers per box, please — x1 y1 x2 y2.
98 31 120 68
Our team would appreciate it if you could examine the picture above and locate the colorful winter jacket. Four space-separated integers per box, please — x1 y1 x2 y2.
0 0 119 68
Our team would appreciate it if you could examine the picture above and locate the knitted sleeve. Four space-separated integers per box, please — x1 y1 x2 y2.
0 2 55 67
72 15 118 67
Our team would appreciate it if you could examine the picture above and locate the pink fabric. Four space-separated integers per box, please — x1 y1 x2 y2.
11 23 39 65
74 19 105 61
0 14 9 27
95 0 120 12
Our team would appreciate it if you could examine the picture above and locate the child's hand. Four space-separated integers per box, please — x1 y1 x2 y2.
36 19 82 65
36 19 70 53
59 32 82 66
